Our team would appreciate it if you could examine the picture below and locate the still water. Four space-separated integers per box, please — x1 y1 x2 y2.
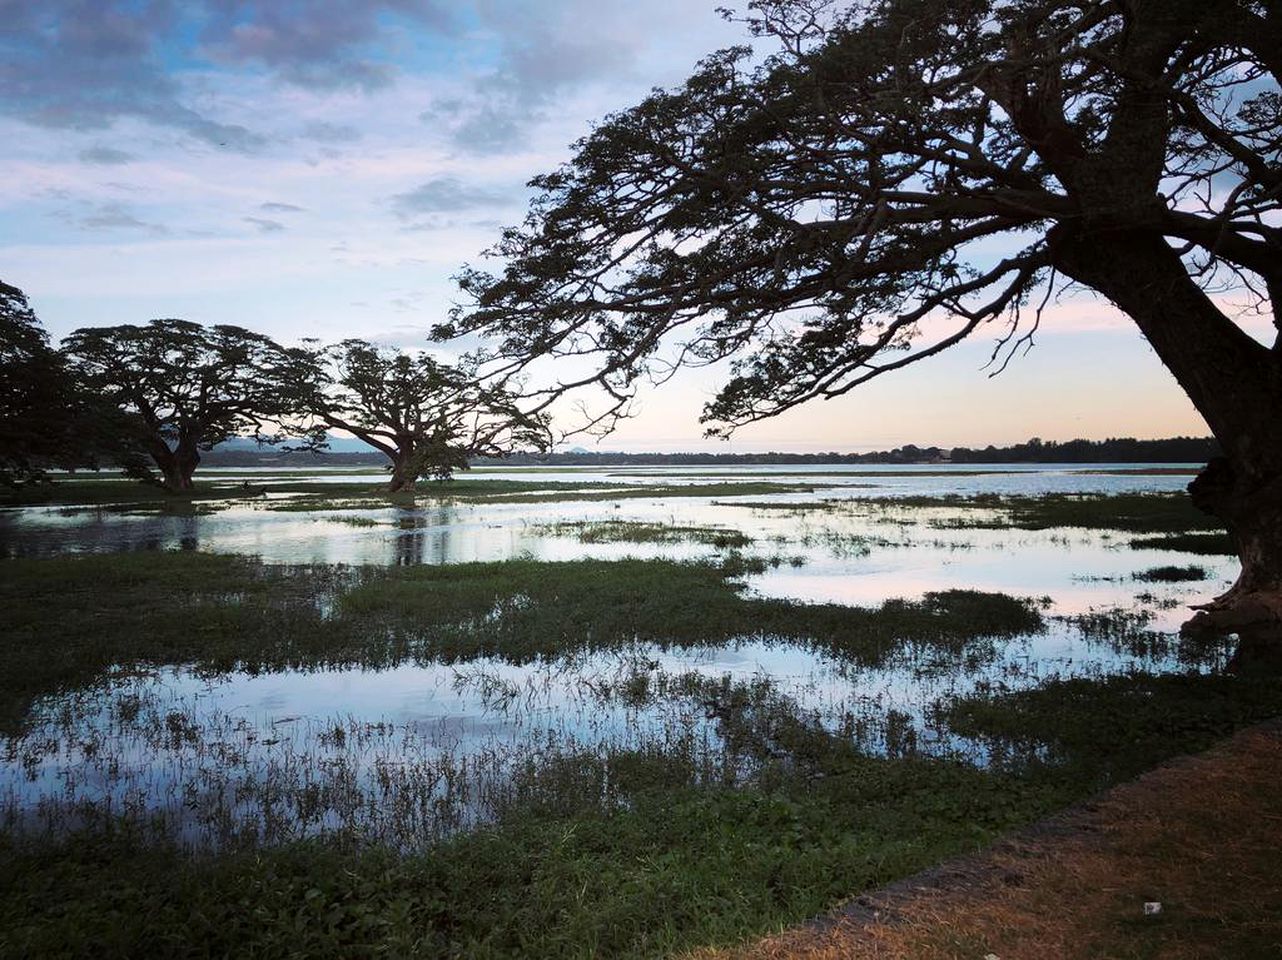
1 464 1235 847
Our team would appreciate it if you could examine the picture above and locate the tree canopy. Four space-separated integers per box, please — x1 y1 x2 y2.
63 320 304 491
292 339 550 491
443 0 1282 632
0 281 129 486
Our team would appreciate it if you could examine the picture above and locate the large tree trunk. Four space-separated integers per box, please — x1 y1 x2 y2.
147 438 201 492
1050 226 1282 640
388 452 417 493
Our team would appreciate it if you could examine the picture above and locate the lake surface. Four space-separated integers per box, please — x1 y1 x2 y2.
1 463 1236 848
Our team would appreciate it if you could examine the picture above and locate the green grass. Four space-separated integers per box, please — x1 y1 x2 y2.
941 672 1282 789
0 551 1042 733
716 492 1225 535
538 519 755 549
0 748 1065 960
5 665 1280 958
1128 532 1236 555
1133 564 1209 583
0 548 1276 958
0 477 835 509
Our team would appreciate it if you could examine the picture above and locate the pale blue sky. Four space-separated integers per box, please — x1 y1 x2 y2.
0 0 1232 451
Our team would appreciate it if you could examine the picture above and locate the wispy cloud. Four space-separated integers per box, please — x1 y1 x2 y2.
78 145 136 165
79 201 168 235
243 216 285 232
390 176 508 218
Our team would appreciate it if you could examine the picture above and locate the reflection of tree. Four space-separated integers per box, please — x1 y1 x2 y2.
392 505 455 566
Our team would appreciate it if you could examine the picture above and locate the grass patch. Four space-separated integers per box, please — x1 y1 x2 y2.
1133 564 1209 583
1 478 834 510
0 746 1065 960
940 672 1282 788
539 519 754 549
1129 532 1236 555
888 492 1221 533
716 492 1222 534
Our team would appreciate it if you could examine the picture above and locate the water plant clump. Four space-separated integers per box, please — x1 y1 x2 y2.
537 519 755 549
1128 532 1236 555
1132 564 1210 582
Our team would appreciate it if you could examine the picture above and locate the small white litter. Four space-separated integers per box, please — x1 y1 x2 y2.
1143 901 1162 916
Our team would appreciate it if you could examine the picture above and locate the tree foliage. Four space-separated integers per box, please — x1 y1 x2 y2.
63 320 304 491
443 0 1282 629
0 281 127 486
446 0 1279 426
293 339 550 491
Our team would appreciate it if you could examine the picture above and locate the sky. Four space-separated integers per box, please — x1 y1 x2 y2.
0 0 1235 452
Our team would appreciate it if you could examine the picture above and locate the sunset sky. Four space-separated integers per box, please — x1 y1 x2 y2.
0 0 1243 451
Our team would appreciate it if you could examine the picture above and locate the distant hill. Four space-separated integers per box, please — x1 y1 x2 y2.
199 435 1219 469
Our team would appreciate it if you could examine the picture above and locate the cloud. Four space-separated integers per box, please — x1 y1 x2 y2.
260 202 304 213
79 201 168 234
78 145 136 165
198 0 457 91
389 177 508 218
299 120 362 143
421 0 658 153
0 1 266 150
243 216 285 232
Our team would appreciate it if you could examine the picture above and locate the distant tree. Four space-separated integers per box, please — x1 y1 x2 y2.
0 281 120 486
293 339 550 492
63 320 303 491
445 0 1282 636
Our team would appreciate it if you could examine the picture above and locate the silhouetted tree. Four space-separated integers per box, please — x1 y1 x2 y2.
293 339 549 492
445 0 1282 636
0 281 134 485
63 320 303 491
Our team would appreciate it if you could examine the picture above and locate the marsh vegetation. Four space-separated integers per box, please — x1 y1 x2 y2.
1 465 1275 957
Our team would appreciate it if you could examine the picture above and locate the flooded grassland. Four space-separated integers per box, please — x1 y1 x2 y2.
1 465 1278 958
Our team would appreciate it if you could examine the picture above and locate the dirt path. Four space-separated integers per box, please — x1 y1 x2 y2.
687 721 1282 960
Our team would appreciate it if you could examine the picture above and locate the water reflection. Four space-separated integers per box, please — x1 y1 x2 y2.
1 464 1245 847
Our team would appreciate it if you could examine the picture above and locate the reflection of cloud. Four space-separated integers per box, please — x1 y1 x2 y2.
78 145 135 165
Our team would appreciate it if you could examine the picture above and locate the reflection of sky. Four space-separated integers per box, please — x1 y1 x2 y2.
2 465 1236 841
0 465 1232 623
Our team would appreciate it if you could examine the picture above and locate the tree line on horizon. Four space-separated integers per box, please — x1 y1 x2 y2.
485 434 1219 464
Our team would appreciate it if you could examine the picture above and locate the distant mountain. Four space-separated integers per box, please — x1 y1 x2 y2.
213 435 375 454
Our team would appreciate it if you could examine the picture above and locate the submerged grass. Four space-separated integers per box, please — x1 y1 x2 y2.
1128 532 1236 555
1133 564 1209 582
0 746 1066 960
5 658 1280 957
0 551 1042 733
1 478 833 510
537 519 755 549
717 492 1224 535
